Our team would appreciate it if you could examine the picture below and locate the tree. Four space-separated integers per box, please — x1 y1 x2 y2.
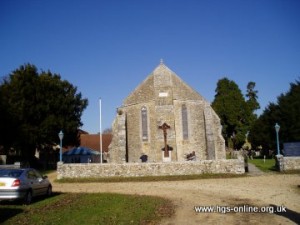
250 79 300 152
246 81 260 112
0 64 88 165
102 128 112 134
0 84 17 150
277 80 300 142
249 103 280 152
245 82 260 123
212 78 249 149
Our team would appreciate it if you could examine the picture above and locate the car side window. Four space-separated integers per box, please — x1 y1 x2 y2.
27 170 37 179
34 170 42 179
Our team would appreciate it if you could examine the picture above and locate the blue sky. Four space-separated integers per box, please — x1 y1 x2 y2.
1 0 299 134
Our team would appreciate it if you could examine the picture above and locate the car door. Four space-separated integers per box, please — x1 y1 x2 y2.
26 169 43 196
32 169 48 195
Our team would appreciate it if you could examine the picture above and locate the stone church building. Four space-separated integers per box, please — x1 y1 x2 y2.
109 61 225 163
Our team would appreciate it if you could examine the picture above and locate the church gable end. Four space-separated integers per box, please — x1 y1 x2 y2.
171 72 204 101
123 74 155 106
109 61 225 163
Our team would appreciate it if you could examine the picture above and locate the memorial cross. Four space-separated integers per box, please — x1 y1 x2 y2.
159 123 171 157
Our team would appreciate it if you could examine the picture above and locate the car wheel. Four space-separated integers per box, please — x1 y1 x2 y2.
24 190 32 205
46 185 52 197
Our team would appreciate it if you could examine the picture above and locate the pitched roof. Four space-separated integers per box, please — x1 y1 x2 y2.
80 133 112 152
63 146 100 155
123 61 204 106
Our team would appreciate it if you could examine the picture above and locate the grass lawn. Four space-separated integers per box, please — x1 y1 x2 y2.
0 193 174 225
248 158 276 172
56 173 246 183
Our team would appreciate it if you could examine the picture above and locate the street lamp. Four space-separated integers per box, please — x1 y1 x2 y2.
58 130 64 162
275 123 280 155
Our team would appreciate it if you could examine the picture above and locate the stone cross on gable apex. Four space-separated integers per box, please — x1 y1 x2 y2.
160 59 164 64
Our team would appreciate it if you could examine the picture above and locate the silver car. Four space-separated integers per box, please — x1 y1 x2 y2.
0 168 52 204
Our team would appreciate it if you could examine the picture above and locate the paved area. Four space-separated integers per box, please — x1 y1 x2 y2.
50 166 300 225
247 162 266 176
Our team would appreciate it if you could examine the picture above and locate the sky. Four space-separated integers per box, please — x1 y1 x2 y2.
1 0 300 134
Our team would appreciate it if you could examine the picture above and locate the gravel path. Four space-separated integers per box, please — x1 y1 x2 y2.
247 163 265 176
49 169 300 225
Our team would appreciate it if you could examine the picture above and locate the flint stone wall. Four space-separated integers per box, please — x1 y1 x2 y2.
282 157 300 171
57 159 244 179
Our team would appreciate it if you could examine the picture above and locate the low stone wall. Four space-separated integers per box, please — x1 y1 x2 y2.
283 157 300 171
0 162 21 168
57 159 245 179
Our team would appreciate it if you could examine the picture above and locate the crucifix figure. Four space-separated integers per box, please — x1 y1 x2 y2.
159 123 171 157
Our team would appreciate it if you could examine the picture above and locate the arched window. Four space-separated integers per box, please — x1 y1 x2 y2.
182 104 189 139
141 106 148 141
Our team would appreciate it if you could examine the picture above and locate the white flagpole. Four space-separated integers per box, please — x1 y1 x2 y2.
99 98 103 164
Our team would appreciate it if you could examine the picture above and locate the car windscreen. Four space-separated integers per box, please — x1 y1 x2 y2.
0 169 23 178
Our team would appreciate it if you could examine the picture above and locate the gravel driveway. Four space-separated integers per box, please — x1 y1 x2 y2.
49 171 300 225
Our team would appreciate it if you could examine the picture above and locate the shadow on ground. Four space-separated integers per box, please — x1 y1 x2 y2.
0 207 24 224
0 192 62 224
270 204 300 224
